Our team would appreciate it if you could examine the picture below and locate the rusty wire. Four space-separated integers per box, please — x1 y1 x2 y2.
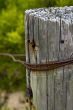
0 53 73 71
24 58 73 71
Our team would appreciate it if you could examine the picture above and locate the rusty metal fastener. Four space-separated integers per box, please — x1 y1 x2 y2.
24 58 73 71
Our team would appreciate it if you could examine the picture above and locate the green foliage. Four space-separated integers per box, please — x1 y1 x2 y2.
56 0 73 6
0 0 6 10
0 56 26 92
56 0 69 6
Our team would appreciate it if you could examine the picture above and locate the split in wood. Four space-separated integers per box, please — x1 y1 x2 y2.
25 87 36 110
25 86 33 100
24 99 36 110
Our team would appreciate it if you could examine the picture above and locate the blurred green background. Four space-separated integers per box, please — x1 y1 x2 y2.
0 0 73 92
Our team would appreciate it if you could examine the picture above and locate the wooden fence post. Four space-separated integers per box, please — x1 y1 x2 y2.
25 7 73 110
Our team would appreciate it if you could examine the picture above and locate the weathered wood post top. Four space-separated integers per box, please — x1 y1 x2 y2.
25 6 73 110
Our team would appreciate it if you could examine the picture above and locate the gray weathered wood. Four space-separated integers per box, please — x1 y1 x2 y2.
25 7 73 110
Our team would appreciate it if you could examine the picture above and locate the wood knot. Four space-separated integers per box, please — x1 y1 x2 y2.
60 40 64 43
28 39 38 51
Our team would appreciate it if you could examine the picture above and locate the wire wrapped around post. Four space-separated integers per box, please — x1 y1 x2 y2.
24 58 73 71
